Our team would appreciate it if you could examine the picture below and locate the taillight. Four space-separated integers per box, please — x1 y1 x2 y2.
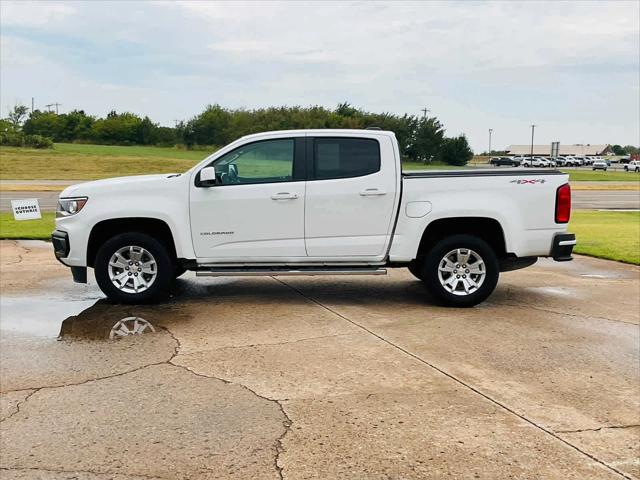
555 183 571 223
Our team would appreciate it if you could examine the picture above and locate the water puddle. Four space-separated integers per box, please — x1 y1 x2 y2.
526 286 575 297
0 296 99 338
0 295 164 341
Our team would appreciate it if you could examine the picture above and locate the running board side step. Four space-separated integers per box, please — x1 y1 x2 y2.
196 267 387 277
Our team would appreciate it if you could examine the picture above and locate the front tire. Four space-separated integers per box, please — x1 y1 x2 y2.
418 234 499 307
94 232 173 304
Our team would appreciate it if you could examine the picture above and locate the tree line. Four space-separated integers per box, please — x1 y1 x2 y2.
1 102 473 165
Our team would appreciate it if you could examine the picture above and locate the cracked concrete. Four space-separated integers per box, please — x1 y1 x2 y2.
1 241 639 479
0 241 69 294
1 364 286 479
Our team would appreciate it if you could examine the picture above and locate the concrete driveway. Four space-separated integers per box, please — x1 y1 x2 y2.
0 240 638 479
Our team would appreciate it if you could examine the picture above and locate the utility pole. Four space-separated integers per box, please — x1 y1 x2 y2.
46 103 62 114
530 124 536 161
421 107 430 119
173 119 181 127
31 97 34 113
488 128 493 155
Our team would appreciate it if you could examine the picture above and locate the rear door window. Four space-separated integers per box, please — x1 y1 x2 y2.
313 138 380 180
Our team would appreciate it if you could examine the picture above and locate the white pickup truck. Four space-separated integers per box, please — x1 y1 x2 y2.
52 129 575 307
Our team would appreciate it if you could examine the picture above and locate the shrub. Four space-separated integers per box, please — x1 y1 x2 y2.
0 132 53 149
26 134 53 149
439 135 474 166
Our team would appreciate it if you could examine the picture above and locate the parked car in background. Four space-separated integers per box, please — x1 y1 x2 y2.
554 157 570 167
592 160 608 171
489 156 520 167
624 160 640 172
522 157 545 167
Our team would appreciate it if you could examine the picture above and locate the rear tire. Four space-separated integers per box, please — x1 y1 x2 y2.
418 234 499 307
94 232 173 304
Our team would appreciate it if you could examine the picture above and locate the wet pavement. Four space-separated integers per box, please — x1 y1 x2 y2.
0 240 638 479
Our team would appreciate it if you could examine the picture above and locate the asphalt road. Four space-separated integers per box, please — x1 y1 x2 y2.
1 241 638 479
2 188 640 212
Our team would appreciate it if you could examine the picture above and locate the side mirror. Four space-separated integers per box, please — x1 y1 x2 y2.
200 166 216 187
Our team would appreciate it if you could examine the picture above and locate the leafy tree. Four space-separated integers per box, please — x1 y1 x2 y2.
0 118 13 133
408 117 444 163
23 111 64 139
439 135 474 166
91 111 143 144
611 144 625 155
623 145 639 155
336 102 359 117
7 104 29 130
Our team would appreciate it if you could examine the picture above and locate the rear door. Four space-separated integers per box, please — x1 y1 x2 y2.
304 134 399 258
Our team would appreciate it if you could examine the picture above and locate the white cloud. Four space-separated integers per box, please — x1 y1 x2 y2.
1 0 75 26
1 0 638 149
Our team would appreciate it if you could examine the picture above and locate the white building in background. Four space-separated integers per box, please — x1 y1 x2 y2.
505 144 612 157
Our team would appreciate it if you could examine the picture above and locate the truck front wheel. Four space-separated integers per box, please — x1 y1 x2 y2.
94 232 173 304
419 234 499 307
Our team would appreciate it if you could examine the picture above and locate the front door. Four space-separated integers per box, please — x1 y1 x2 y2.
190 137 306 260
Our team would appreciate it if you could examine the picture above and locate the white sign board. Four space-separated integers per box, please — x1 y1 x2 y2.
11 198 42 220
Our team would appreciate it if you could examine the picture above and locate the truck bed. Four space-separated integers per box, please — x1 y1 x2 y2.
402 168 563 178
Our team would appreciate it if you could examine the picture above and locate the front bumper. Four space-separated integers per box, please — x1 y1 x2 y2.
551 233 576 261
51 229 87 283
52 230 70 260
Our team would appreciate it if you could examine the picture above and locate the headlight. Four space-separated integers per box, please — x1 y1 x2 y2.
56 197 88 218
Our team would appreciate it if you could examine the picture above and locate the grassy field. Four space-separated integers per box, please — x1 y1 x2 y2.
0 144 212 180
2 210 637 265
2 144 639 181
0 212 55 239
570 210 639 265
560 169 639 182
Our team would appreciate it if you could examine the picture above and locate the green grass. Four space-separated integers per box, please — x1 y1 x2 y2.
562 169 640 182
570 210 639 265
0 143 214 180
0 212 55 239
2 211 638 266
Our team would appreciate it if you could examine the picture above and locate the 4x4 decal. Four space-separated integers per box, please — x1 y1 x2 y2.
510 179 546 184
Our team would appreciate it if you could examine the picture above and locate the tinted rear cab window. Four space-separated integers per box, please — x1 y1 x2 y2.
314 138 380 179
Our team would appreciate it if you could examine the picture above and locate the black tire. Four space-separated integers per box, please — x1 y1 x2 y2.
94 232 174 304
407 260 425 280
419 234 499 307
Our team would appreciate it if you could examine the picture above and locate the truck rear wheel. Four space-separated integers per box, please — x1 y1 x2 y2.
420 234 499 307
94 232 173 304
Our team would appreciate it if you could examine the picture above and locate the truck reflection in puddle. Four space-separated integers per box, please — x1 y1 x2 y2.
109 316 156 339
58 301 162 341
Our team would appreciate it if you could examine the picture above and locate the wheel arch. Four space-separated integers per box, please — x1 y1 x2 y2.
87 217 177 268
416 217 507 261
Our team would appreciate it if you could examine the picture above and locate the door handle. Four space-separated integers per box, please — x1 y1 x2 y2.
271 192 298 200
359 188 387 196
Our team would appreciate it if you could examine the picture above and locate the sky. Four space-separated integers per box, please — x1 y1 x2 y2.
1 0 638 151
